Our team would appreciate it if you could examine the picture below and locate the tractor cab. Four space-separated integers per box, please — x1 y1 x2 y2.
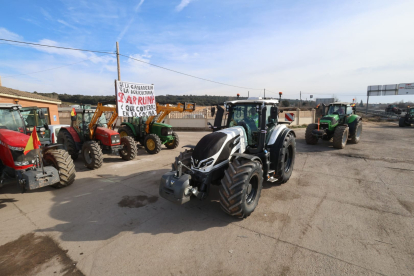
72 108 108 141
20 107 51 145
0 104 26 134
320 102 356 128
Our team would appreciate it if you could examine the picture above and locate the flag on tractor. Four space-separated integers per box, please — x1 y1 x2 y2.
71 108 76 116
24 126 42 155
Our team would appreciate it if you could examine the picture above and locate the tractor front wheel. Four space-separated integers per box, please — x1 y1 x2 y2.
274 133 296 184
57 130 78 160
118 126 134 139
165 131 180 149
144 134 162 154
333 126 349 149
43 149 76 188
399 117 406 127
349 121 362 144
305 124 319 145
82 141 103 170
219 158 263 218
119 136 137 160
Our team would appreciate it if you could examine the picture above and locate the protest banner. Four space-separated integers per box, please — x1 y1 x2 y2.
115 80 157 117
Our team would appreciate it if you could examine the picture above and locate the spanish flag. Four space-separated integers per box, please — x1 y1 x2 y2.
71 108 76 116
24 126 42 155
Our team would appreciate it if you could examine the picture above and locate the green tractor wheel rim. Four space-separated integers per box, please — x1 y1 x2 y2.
146 138 156 151
120 131 128 137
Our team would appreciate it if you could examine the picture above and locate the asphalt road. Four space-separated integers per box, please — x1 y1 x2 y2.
1 121 413 275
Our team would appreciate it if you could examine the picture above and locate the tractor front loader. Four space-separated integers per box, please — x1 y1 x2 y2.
306 102 362 149
0 104 75 191
118 102 196 154
57 103 137 170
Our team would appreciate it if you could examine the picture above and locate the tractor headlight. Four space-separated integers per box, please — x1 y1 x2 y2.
8 145 25 151
199 158 214 168
14 161 30 166
111 134 120 144
161 127 173 136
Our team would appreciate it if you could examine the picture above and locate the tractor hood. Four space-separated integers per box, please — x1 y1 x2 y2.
152 122 172 128
96 126 119 136
320 114 339 125
0 129 29 148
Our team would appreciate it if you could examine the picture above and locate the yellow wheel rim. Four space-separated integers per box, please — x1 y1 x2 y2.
120 131 128 137
146 138 155 151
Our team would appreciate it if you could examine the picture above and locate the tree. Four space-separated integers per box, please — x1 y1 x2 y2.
281 100 290 107
359 100 364 107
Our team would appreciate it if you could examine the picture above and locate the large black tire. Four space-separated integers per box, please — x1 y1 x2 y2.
43 149 76 188
219 158 263 218
144 134 162 154
119 136 137 160
165 131 179 149
333 126 349 149
349 120 362 144
274 133 296 184
81 141 103 170
305 124 319 145
118 126 135 139
399 117 406 127
57 130 78 161
172 149 193 174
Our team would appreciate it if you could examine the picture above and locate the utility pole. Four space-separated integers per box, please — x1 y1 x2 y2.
116 41 121 81
264 89 266 99
248 91 249 98
300 91 302 108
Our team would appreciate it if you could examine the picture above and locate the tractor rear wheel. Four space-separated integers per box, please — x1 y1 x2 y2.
165 131 179 149
57 130 78 160
119 136 137 160
118 126 135 139
219 158 263 218
172 149 193 174
305 124 319 145
144 134 162 154
82 141 103 170
43 149 76 188
399 117 406 127
274 133 296 184
333 126 349 149
349 121 362 144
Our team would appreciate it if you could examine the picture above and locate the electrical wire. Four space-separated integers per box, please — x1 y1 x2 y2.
1 53 114 78
0 38 115 55
120 54 263 90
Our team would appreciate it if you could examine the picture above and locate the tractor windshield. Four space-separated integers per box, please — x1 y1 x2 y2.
82 112 108 127
327 105 346 115
0 108 25 132
20 108 49 128
227 104 260 146
409 108 414 115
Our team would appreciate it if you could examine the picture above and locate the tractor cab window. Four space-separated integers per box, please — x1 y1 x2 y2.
346 106 353 115
0 108 25 133
21 108 49 129
410 108 414 115
228 104 259 146
327 105 345 115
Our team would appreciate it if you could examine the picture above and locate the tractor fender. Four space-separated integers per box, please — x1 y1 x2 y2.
232 153 262 165
267 124 296 146
347 116 361 135
60 127 81 142
269 128 296 171
120 122 137 136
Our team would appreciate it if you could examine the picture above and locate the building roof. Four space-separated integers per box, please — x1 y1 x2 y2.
0 86 61 104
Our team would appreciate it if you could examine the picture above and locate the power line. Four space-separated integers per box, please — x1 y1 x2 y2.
120 54 262 90
0 38 115 55
2 53 114 78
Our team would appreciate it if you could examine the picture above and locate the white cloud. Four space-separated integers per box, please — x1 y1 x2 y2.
0 28 23 40
134 0 145 12
175 0 193 12
116 0 145 42
57 19 79 30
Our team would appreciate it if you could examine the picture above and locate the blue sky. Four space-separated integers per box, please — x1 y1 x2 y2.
1 0 414 103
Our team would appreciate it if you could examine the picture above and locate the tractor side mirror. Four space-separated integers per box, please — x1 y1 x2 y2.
321 103 326 116
38 110 45 119
71 116 77 122
43 124 49 131
270 107 278 120
211 107 216 117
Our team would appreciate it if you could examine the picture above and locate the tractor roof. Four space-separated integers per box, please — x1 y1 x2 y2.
225 98 279 105
0 103 22 109
329 102 352 106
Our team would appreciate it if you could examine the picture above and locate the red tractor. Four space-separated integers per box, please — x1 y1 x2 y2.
57 103 137 170
0 104 76 191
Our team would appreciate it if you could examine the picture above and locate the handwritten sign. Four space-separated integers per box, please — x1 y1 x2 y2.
115 80 157 117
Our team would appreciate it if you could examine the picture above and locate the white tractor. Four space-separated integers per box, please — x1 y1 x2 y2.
159 97 296 218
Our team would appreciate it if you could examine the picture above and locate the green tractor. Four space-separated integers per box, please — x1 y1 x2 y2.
305 102 362 149
118 102 195 154
399 106 414 127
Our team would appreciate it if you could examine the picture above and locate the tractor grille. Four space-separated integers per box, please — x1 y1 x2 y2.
320 123 329 129
161 127 172 136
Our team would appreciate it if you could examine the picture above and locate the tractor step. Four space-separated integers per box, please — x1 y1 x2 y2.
267 176 278 183
267 170 277 182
